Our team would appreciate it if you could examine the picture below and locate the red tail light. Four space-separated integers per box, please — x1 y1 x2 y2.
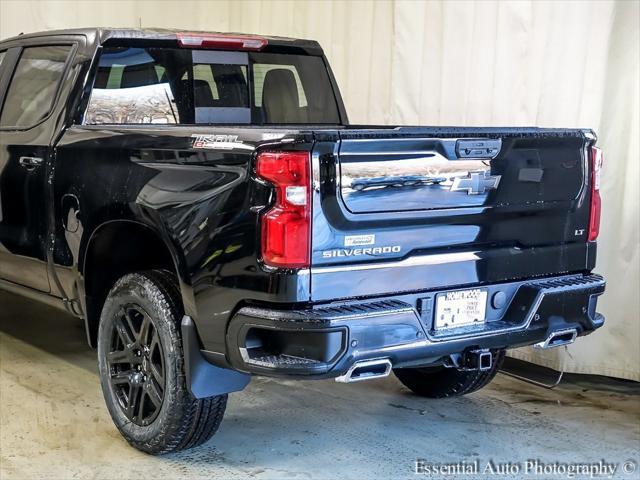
588 146 603 241
256 151 311 268
176 33 267 51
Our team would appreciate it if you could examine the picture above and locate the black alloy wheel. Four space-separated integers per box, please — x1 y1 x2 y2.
107 305 165 426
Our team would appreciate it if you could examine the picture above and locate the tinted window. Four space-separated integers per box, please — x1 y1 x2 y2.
85 47 340 125
251 53 339 124
0 45 72 128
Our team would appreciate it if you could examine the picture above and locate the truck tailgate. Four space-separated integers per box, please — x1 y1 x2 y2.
310 128 596 301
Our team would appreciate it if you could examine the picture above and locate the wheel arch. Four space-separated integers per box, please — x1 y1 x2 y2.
80 219 192 348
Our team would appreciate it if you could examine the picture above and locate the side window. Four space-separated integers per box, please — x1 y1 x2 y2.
0 51 6 67
0 45 72 128
86 47 180 125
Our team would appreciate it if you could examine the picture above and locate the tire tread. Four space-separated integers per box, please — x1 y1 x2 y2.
99 269 227 454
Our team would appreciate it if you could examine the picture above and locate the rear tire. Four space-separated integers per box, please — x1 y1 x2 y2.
97 269 227 454
393 349 506 398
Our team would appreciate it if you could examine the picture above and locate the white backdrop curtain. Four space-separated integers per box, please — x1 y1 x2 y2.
1 0 638 381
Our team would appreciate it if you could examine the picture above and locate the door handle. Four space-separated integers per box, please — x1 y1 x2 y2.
18 156 44 171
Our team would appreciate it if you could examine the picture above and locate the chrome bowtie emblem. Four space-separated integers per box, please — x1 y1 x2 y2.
450 171 501 195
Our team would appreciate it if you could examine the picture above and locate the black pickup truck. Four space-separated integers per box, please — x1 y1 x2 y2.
0 28 605 454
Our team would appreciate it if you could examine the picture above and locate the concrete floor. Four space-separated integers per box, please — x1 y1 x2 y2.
1 290 638 480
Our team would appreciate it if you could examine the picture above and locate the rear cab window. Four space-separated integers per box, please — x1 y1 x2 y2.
84 44 341 125
0 45 73 128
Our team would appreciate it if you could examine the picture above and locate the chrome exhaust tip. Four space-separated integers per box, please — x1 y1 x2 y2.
335 358 392 383
534 328 578 350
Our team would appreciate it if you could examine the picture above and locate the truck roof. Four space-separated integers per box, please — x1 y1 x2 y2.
0 27 323 54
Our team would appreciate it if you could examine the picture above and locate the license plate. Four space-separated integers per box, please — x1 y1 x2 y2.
435 288 488 329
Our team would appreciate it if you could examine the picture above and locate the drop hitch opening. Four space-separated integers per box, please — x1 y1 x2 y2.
447 349 493 371
466 349 493 371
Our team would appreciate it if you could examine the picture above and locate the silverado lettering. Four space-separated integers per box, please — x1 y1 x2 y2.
322 246 402 258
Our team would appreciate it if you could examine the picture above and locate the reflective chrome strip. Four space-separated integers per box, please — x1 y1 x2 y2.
340 151 438 156
311 251 481 274
340 137 461 142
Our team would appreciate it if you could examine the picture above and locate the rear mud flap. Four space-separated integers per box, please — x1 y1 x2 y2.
182 316 250 398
